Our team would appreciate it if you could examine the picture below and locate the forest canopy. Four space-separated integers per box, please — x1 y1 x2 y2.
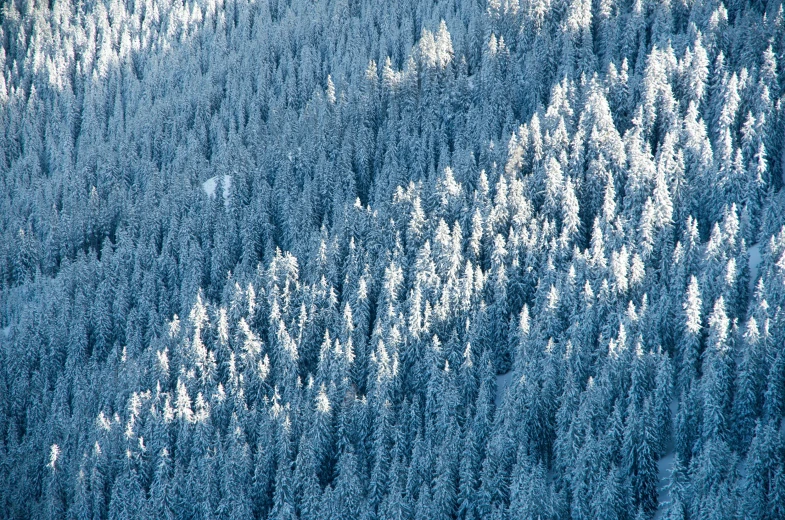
1 0 784 518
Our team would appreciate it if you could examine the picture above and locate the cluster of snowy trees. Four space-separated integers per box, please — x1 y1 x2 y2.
1 0 785 518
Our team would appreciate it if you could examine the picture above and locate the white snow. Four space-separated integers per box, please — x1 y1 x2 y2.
202 175 232 203
495 371 513 407
653 452 675 519
748 243 762 293
1 326 10 338
653 397 679 519
737 459 749 481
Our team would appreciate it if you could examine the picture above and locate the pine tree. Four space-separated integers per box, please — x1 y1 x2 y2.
334 448 364 519
732 316 764 451
663 453 689 519
700 297 733 441
679 276 703 392
763 348 785 422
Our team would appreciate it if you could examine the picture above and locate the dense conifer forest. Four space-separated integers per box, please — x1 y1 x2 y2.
1 0 785 517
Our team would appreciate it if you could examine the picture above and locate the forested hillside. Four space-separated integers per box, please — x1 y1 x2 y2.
1 0 784 518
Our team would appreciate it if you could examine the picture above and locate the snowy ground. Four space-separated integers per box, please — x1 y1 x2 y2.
202 175 232 203
495 371 513 407
652 398 680 518
0 326 11 345
748 243 762 293
653 452 676 519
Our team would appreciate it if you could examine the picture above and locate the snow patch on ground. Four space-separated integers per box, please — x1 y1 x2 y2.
748 243 762 293
202 175 232 202
737 458 749 481
1 326 10 338
653 452 675 519
653 397 679 519
495 371 513 407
